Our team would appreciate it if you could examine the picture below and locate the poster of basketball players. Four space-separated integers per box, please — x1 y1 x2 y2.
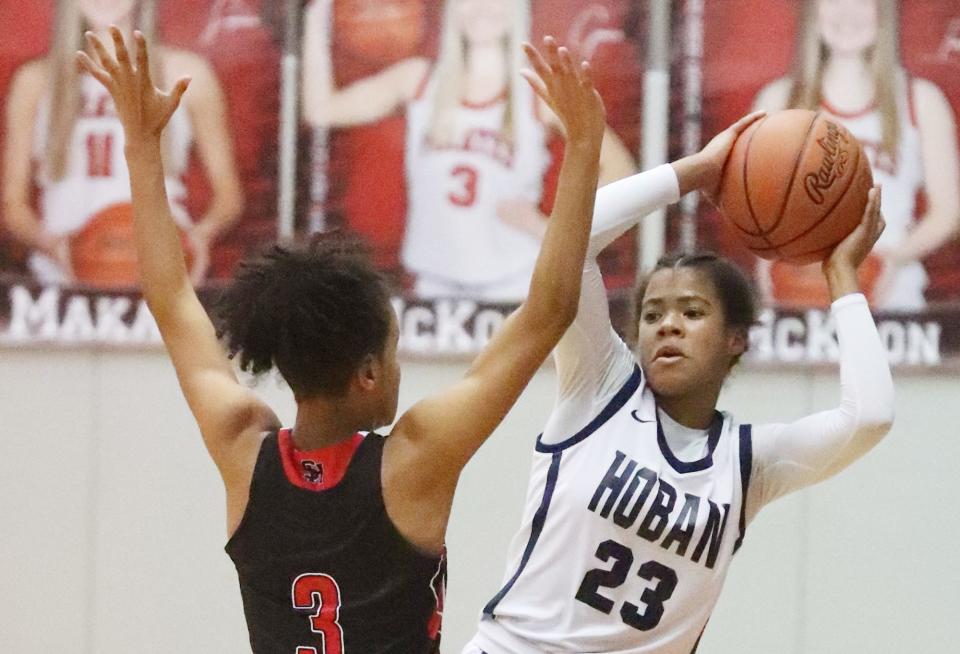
300 0 642 302
0 0 279 344
688 0 960 367
2 0 958 367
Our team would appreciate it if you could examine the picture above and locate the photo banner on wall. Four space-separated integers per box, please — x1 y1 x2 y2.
2 0 958 370
299 0 645 298
0 0 281 343
682 0 960 368
0 0 648 352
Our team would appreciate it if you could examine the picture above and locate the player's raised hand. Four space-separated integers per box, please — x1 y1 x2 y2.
76 27 190 147
520 37 605 145
696 110 766 203
826 186 885 272
823 185 885 298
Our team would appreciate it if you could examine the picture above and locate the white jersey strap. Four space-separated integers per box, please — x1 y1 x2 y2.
536 366 643 454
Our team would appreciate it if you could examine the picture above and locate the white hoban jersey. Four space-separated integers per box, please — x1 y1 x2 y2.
474 367 751 654
401 72 549 289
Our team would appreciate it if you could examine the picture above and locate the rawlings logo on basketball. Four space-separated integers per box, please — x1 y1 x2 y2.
804 121 850 205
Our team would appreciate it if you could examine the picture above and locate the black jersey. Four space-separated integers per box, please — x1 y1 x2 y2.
226 430 445 654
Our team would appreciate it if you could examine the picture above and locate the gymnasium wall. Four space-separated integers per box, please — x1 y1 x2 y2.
0 349 955 653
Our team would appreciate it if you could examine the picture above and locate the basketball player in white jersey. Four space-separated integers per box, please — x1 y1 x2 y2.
464 116 894 652
753 0 960 311
302 0 635 301
3 0 243 285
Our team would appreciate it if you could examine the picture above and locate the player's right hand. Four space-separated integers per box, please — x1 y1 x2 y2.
696 110 766 204
76 27 190 147
520 36 605 146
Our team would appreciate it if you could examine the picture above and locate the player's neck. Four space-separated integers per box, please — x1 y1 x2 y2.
823 54 873 91
291 396 368 450
656 387 720 430
464 42 507 95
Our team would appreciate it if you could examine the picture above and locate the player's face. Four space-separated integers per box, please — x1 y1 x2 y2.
454 0 511 47
636 268 743 399
79 0 137 31
816 0 879 57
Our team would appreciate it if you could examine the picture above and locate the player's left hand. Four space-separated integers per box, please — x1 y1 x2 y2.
825 186 885 272
77 27 190 147
520 36 605 146
697 111 766 204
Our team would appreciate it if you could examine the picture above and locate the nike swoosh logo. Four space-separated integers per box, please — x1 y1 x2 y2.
631 410 654 423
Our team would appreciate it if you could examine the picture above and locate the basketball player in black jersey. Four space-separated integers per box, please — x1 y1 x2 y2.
78 27 607 653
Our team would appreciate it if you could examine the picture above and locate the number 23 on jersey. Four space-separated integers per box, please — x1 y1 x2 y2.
576 539 678 632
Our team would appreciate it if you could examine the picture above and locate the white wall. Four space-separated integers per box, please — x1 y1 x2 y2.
0 348 956 653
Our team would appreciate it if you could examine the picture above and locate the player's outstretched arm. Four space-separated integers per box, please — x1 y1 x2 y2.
384 37 604 550
747 188 894 517
77 29 278 493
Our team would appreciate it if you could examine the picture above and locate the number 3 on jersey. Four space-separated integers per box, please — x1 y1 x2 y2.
575 539 678 631
292 573 344 654
448 164 479 207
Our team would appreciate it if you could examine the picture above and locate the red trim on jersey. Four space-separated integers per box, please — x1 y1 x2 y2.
278 428 364 492
820 97 878 119
461 89 507 110
907 76 919 127
413 65 433 101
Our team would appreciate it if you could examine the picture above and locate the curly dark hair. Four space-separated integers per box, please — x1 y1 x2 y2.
214 234 393 398
633 252 758 364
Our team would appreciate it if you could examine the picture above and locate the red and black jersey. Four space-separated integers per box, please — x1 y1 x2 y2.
226 429 445 654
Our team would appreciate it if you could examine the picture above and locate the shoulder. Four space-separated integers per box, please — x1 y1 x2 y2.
392 56 432 101
158 47 225 109
910 76 957 130
158 46 220 87
158 46 211 73
7 58 49 103
911 77 953 111
753 76 793 112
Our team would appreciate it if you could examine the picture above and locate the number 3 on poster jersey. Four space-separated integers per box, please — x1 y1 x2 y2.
575 539 678 631
448 164 479 207
292 573 345 654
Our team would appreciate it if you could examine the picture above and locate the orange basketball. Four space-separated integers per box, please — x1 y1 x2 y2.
718 109 874 264
70 203 193 289
71 203 140 289
769 253 884 308
335 0 425 65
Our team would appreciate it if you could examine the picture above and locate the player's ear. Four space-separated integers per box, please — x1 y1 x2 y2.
355 353 381 392
726 326 748 365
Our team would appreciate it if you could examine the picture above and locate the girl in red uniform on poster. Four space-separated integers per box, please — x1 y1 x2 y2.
753 0 960 311
302 0 634 302
3 0 243 288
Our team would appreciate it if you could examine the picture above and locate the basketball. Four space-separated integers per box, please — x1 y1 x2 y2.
70 203 140 288
718 109 874 264
335 0 425 65
769 254 884 308
71 203 192 289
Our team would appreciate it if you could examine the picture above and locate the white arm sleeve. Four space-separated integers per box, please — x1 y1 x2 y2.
745 294 895 523
542 165 680 443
